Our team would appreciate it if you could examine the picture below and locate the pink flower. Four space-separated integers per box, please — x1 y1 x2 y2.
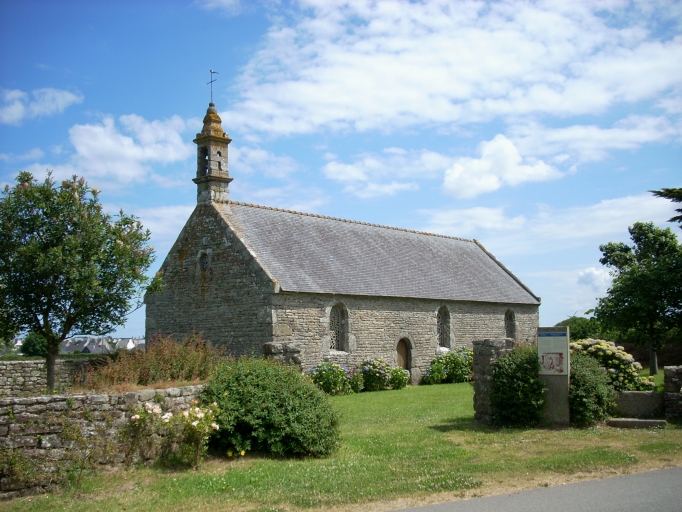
211 423 219 430
191 421 199 427
183 411 189 418
131 415 140 421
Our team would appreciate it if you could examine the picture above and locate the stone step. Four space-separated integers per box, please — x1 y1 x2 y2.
606 418 667 429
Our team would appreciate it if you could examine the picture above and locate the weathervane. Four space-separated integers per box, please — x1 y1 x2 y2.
207 69 219 103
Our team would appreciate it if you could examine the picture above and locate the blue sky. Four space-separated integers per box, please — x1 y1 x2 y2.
1 0 680 337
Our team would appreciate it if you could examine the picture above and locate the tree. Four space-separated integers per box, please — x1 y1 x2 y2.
650 187 682 227
0 172 159 389
20 331 49 357
554 315 601 341
594 222 682 375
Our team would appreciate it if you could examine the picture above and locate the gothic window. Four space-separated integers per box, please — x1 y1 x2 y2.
329 304 347 351
200 253 209 272
437 306 450 347
505 310 516 340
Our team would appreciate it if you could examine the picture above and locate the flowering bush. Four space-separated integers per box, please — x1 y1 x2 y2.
569 339 655 391
569 352 616 427
122 400 219 468
422 348 473 385
360 359 392 391
389 367 410 389
310 362 353 395
349 368 364 393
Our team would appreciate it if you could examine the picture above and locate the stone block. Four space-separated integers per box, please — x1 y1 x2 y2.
87 394 109 405
136 389 156 402
616 391 664 418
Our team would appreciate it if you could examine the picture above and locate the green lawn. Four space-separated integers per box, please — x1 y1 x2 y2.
8 384 682 511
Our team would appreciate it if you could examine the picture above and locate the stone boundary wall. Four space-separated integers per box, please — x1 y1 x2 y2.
0 358 109 398
664 365 682 420
615 391 664 418
0 384 203 499
472 338 515 425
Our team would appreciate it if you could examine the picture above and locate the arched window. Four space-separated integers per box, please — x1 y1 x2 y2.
437 306 450 347
505 310 516 340
198 147 208 176
329 304 347 351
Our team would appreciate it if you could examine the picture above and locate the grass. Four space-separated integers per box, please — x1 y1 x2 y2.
7 383 682 511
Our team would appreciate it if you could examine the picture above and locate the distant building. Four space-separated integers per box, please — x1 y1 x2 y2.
145 103 540 382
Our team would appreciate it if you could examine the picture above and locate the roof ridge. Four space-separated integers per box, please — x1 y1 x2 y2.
227 200 473 242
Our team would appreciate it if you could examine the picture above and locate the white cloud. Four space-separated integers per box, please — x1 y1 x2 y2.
22 114 194 187
511 115 679 163
230 145 300 179
442 135 561 198
0 148 44 162
0 88 83 125
226 1 682 135
322 147 450 198
577 267 612 294
420 193 678 255
132 204 195 257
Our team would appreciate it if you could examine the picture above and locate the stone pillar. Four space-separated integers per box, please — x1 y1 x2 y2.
664 366 682 420
473 338 515 425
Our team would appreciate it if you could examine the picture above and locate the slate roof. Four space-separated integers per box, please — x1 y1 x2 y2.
221 202 539 305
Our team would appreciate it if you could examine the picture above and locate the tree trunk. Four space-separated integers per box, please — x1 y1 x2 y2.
649 343 658 376
46 343 59 390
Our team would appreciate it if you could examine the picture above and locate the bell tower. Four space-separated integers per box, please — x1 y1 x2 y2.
192 102 233 205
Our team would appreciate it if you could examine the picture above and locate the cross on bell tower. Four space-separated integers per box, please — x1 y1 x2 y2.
192 102 233 205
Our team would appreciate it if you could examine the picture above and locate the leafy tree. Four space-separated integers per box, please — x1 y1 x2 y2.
0 172 160 389
650 187 682 227
554 315 601 341
594 222 682 375
20 331 49 357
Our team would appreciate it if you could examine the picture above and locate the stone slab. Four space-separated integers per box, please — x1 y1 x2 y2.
606 418 667 429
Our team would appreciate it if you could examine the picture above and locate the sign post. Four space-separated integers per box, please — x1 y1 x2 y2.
537 326 570 426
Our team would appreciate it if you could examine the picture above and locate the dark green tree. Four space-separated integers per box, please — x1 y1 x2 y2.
554 315 601 341
650 187 682 227
0 172 160 389
594 222 682 375
20 331 49 357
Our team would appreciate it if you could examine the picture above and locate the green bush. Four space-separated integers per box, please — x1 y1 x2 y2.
201 358 340 457
20 332 48 357
570 339 654 391
490 345 546 427
389 367 410 389
569 351 616 427
422 357 447 385
423 348 473 385
310 362 352 395
360 359 392 391
349 369 364 393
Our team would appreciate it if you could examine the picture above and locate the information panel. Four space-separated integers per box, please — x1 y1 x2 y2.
538 328 569 375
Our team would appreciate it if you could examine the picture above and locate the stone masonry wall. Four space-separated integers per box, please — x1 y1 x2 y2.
664 365 682 420
145 204 274 355
0 358 108 398
271 292 536 383
0 385 203 499
472 338 516 425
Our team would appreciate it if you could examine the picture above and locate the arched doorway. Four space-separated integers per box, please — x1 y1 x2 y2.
396 338 410 370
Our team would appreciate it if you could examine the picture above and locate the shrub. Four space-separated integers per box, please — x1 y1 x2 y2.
82 334 222 390
201 358 340 457
360 359 392 391
389 367 410 389
569 339 654 391
310 362 353 395
569 352 616 427
121 401 219 468
490 345 546 427
422 357 447 385
349 369 364 393
423 348 473 385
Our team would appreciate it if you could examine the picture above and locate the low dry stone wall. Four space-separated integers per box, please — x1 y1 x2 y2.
664 366 682 420
0 358 108 398
0 384 203 499
472 338 515 425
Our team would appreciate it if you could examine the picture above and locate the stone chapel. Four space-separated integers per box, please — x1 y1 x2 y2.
144 103 540 382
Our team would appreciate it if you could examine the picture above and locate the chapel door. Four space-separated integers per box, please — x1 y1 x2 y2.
397 339 409 370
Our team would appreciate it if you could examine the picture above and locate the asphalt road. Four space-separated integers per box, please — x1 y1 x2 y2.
395 466 682 512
